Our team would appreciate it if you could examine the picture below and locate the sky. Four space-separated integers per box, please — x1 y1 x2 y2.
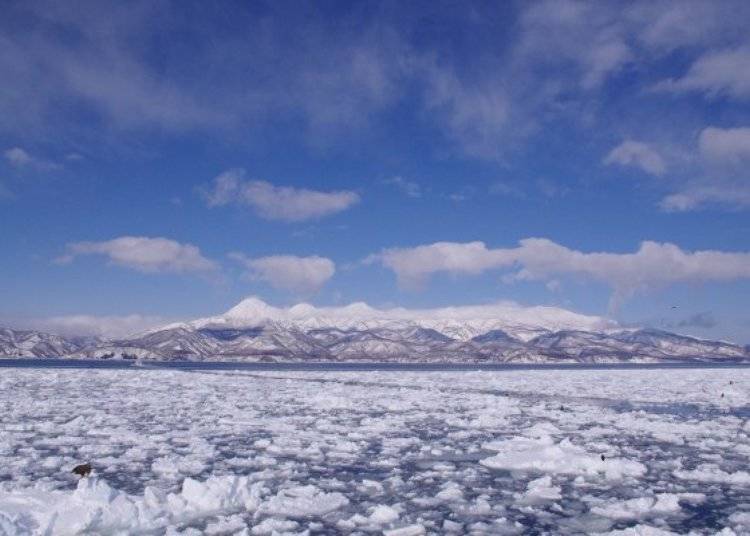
1 0 750 343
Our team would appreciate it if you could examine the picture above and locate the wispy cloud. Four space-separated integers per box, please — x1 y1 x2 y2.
0 1 408 143
422 59 512 159
489 181 525 198
517 0 633 90
653 47 750 100
0 1 748 168
3 147 59 171
4 147 32 167
660 126 750 211
204 169 360 222
384 176 422 198
604 141 667 177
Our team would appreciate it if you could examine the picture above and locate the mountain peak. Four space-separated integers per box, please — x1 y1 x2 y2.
224 297 280 321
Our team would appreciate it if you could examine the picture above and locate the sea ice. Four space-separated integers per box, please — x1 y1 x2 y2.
0 366 747 534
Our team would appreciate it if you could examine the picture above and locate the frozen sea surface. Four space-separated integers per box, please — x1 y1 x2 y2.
0 367 748 535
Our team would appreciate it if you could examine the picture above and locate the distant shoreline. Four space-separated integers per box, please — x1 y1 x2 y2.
1 357 749 371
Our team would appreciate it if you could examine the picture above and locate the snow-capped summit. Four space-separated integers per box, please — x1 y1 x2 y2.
182 297 615 342
224 296 285 322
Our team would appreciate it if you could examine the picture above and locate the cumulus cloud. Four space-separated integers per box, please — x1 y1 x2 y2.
231 253 335 295
370 238 750 309
369 241 516 289
204 169 360 222
604 140 667 176
57 236 218 274
654 47 750 100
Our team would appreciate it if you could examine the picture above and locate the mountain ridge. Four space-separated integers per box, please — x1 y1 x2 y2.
1 298 747 363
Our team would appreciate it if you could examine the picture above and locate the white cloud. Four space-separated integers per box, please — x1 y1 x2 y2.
204 169 360 222
9 314 171 338
231 253 335 295
604 140 667 176
369 241 517 289
58 236 218 274
654 47 750 100
371 238 750 309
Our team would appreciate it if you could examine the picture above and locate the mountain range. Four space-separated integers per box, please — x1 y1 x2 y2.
1 298 747 363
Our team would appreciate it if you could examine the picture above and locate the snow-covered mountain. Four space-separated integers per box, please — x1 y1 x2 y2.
2 298 747 363
0 328 99 358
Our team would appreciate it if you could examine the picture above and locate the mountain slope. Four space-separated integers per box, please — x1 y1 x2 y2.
0 328 98 358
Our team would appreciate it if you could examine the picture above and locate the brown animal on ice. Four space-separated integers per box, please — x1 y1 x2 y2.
72 463 92 477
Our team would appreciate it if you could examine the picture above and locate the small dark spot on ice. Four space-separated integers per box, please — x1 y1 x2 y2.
600 454 605 462
72 463 92 477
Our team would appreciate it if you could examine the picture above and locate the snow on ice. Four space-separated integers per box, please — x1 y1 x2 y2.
0 367 748 534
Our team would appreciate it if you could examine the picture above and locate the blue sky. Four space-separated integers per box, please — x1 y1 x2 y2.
1 0 750 343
